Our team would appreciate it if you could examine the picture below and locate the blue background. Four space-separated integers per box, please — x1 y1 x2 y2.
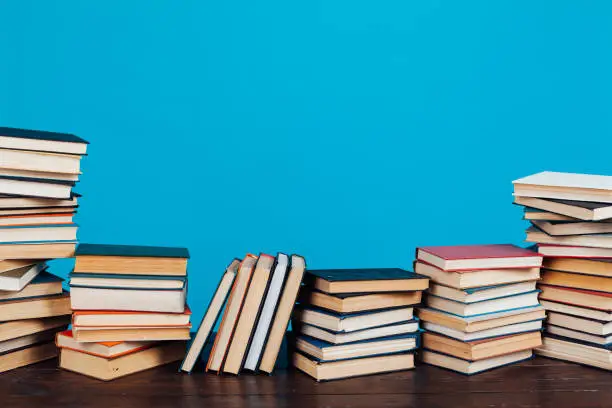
1 1 611 323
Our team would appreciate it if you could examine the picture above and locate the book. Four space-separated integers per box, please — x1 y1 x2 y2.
72 325 191 342
539 285 612 311
0 241 75 259
259 255 306 374
206 255 257 372
543 257 612 278
301 290 422 313
417 306 547 333
0 176 75 199
0 270 63 301
59 341 186 381
0 342 58 374
546 325 611 346
417 244 542 271
426 291 541 317
0 168 79 182
536 335 611 370
421 349 533 375
293 351 414 381
0 328 62 354
540 270 612 293
69 272 186 290
0 263 46 291
523 209 576 221
422 331 542 361
515 196 612 221
0 223 77 243
0 207 78 216
306 268 429 294
297 321 419 344
526 226 612 249
0 194 78 209
513 171 612 204
56 330 154 358
0 126 88 155
414 261 541 289
422 319 544 342
72 308 192 327
179 259 239 373
74 243 190 276
295 333 419 362
0 212 75 227
540 300 612 321
0 292 71 322
0 316 71 342
428 281 538 304
70 285 186 313
223 254 275 374
293 307 414 333
0 148 82 174
532 220 612 236
537 244 612 259
244 253 289 371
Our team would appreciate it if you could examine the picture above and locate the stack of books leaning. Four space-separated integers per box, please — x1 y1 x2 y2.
57 243 191 380
292 268 429 381
415 244 545 375
180 253 306 375
513 171 612 370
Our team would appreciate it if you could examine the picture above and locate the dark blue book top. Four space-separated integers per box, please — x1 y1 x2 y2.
0 126 89 144
546 333 612 349
298 305 412 319
0 175 76 186
307 268 426 282
30 270 64 284
76 243 190 258
299 332 421 349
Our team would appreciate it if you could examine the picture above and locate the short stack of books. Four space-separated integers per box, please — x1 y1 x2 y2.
180 253 306 375
415 244 546 375
57 243 191 380
513 171 612 370
292 268 429 381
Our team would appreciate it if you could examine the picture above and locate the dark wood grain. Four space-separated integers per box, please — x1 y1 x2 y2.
1 357 609 408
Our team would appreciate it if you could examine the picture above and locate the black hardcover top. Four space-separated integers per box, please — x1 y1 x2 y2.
0 175 75 186
307 268 426 282
76 243 190 258
0 127 89 144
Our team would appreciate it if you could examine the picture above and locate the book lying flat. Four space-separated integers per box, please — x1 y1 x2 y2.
306 268 429 294
56 330 155 358
417 307 547 333
414 261 540 289
296 333 419 362
301 290 421 313
0 126 88 155
515 196 612 221
59 341 186 381
543 257 612 278
69 285 186 313
74 243 190 276
532 220 612 236
426 291 541 317
513 171 612 204
0 316 71 342
293 351 414 381
527 226 612 250
536 335 611 370
297 321 419 345
0 168 79 182
417 244 542 272
180 259 239 374
540 300 612 322
0 328 63 354
0 341 58 374
0 148 82 175
0 241 75 260
0 292 71 322
523 208 576 221
0 263 47 292
0 270 63 301
428 281 538 304
0 176 75 199
0 223 77 243
422 319 543 342
293 306 414 333
72 325 191 343
539 285 612 311
541 270 612 293
422 349 533 375
0 194 78 209
0 212 75 227
72 307 192 327
69 272 186 290
546 325 611 347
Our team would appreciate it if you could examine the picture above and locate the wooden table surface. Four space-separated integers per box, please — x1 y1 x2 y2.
2 356 610 408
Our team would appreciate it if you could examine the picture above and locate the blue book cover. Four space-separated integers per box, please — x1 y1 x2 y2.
300 332 421 349
76 243 190 258
0 126 89 145
0 223 77 230
307 268 427 282
297 305 412 319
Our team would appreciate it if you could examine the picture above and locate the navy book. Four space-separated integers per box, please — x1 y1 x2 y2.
307 268 427 282
0 126 89 144
306 268 429 294
76 243 190 258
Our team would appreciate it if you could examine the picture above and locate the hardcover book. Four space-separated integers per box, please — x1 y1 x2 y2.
56 330 155 358
293 306 414 333
515 196 612 221
297 320 419 345
0 126 88 155
0 270 64 301
306 268 429 294
513 171 612 204
301 290 422 313
422 349 533 375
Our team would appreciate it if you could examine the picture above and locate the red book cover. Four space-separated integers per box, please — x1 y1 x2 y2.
419 244 539 260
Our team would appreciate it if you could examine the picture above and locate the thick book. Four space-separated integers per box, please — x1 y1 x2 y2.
541 270 612 293
414 261 540 289
72 307 192 327
531 220 612 236
543 257 612 278
417 244 542 272
0 223 77 243
527 226 612 249
422 319 544 342
74 243 190 276
428 281 538 304
0 262 46 292
0 292 71 322
515 196 612 221
0 126 88 155
0 241 76 260
0 148 82 175
536 335 611 370
72 325 191 342
293 351 414 381
421 349 533 375
546 325 611 347
0 341 58 374
296 333 419 362
244 253 289 371
223 254 276 374
70 285 186 313
0 316 71 342
0 212 75 227
539 300 612 322
259 254 306 374
0 176 75 199
56 330 154 358
306 268 429 294
301 290 421 313
69 272 186 290
179 259 239 373
297 320 419 345
293 306 414 333
539 285 612 311
59 341 186 381
513 171 612 204
206 255 257 372
538 244 612 259
426 291 541 317
0 270 63 301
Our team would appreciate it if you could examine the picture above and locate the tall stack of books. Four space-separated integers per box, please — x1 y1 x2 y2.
513 171 612 371
415 244 545 375
180 253 306 375
291 268 429 381
57 243 191 381
0 126 87 373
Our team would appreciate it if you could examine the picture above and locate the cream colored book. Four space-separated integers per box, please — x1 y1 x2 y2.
513 171 612 203
0 342 58 374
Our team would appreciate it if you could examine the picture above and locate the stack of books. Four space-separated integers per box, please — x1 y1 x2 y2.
292 268 429 381
513 171 612 370
415 244 546 375
180 253 306 375
57 243 191 380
